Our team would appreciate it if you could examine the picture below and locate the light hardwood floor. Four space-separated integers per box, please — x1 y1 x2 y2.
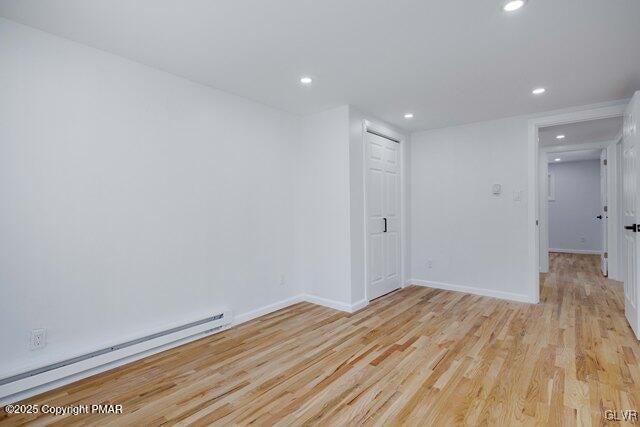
2 253 639 426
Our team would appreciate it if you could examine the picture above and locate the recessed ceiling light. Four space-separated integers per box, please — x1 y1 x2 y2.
532 87 546 95
554 158 561 162
503 0 526 12
404 113 414 119
299 76 313 85
556 134 565 140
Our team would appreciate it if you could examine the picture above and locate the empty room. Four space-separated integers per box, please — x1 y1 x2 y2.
1 1 639 425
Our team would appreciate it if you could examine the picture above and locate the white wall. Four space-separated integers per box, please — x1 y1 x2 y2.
410 117 531 301
0 19 301 377
294 106 352 306
410 102 628 302
548 160 602 253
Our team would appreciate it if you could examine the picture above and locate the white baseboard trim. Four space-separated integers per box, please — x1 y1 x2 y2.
301 294 367 313
233 295 305 325
549 248 601 255
409 279 536 304
349 298 368 312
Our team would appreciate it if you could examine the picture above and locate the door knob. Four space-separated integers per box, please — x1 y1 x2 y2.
624 224 638 232
596 215 603 219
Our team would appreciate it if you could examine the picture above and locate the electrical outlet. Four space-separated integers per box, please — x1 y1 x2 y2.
426 259 433 269
580 237 586 243
279 274 285 286
30 328 46 350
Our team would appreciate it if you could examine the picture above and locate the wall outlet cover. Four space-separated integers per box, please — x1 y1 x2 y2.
30 328 46 350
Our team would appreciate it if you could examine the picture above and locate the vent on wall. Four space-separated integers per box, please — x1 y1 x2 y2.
0 310 232 402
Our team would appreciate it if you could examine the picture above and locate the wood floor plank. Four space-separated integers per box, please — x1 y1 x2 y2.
1 253 639 426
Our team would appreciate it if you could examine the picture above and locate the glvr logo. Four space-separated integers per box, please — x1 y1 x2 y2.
604 410 638 422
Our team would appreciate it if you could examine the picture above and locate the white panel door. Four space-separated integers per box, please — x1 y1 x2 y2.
600 149 608 276
366 132 401 300
623 92 640 339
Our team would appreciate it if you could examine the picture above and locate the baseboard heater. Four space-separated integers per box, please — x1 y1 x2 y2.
0 309 232 403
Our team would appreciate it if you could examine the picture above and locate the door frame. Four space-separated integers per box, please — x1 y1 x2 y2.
362 119 407 302
616 136 624 281
601 147 609 276
527 102 627 303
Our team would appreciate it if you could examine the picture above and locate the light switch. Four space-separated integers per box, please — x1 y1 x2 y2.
492 184 502 195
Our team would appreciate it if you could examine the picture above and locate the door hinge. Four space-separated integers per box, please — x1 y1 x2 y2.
604 252 608 259
604 205 608 212
603 159 608 166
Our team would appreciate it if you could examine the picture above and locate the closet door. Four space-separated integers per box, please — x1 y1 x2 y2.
366 131 401 300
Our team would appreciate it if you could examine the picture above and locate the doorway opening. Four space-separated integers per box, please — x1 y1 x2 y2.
536 116 624 308
545 149 606 269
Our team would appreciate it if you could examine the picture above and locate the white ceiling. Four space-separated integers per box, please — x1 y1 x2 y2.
1 0 639 131
547 149 601 163
539 116 623 146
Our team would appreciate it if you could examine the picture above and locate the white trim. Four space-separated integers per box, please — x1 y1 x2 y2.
549 248 602 255
547 171 555 201
302 294 366 313
410 279 535 304
528 103 627 304
349 299 368 312
541 139 617 153
363 119 405 143
607 140 621 280
362 119 407 302
615 137 624 281
233 295 304 324
539 150 550 272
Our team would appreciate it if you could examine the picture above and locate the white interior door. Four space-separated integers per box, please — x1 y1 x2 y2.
623 92 640 339
366 131 401 300
600 149 608 276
